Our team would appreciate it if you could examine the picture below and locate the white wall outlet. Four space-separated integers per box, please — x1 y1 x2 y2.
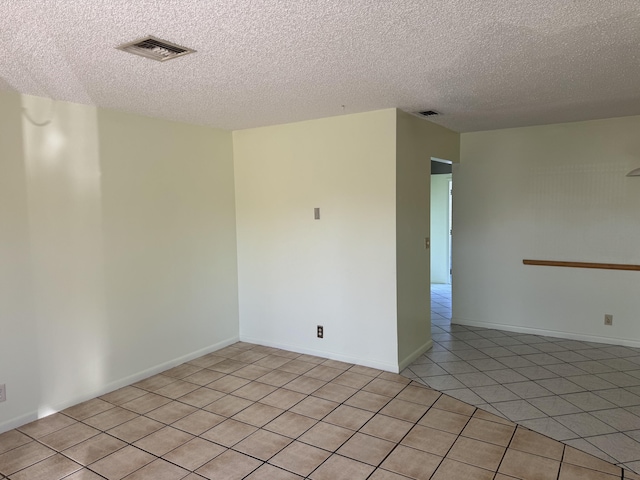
604 314 613 326
0 384 6 402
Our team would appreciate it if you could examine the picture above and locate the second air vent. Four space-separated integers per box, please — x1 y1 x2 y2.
117 35 195 62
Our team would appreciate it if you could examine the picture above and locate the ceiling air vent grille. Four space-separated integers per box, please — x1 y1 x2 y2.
417 110 440 117
117 36 195 62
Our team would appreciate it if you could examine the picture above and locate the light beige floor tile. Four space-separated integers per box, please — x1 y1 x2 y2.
196 449 262 480
200 419 258 447
509 426 564 460
332 371 375 389
207 375 251 394
269 441 331 476
132 375 177 392
233 429 292 460
344 390 391 412
563 445 622 476
498 449 560 480
289 396 338 420
461 417 515 446
380 444 442 480
17 413 76 438
232 382 278 401
7 452 80 480
162 437 226 471
0 441 55 475
244 463 303 479
122 459 189 479
121 393 172 414
557 463 620 480
133 426 194 456
309 453 374 480
304 366 343 382
63 398 114 420
181 369 226 386
447 436 505 471
39 422 100 451
323 405 373 430
83 407 139 431
100 386 148 405
258 370 299 387
214 365 260 381
418 407 471 434
431 458 494 480
284 376 327 395
107 416 164 443
395 385 441 406
360 414 413 443
89 445 155 480
259 388 306 410
144 401 197 424
298 421 354 451
203 394 253 417
432 394 476 415
0 430 32 455
263 411 317 438
232 403 284 427
154 379 200 399
336 432 395 466
312 383 357 403
62 433 126 465
379 398 430 423
170 410 224 435
177 386 226 408
363 379 406 397
401 424 457 455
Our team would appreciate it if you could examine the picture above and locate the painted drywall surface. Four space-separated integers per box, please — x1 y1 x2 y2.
0 92 239 431
233 110 399 370
454 116 640 345
396 111 460 369
0 91 41 428
98 108 240 378
431 174 452 284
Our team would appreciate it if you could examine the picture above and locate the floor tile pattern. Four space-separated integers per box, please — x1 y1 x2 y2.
2 337 640 479
402 283 640 474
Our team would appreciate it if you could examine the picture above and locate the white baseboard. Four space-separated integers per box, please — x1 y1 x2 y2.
239 335 399 373
452 318 640 349
398 339 433 372
0 336 239 434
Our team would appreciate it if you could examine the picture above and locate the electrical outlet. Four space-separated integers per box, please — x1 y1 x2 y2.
0 384 6 403
317 325 324 338
604 314 613 326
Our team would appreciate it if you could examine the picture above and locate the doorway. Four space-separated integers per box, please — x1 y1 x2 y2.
430 159 452 285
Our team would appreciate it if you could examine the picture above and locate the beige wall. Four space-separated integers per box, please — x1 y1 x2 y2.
0 91 239 431
233 110 400 370
396 111 459 369
455 116 640 345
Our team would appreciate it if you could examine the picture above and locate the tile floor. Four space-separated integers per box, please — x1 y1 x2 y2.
1 337 640 479
402 283 640 474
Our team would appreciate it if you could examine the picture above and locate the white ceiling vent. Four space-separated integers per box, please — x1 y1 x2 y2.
117 36 195 62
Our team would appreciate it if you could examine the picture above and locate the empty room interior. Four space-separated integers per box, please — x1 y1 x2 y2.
2 2 640 479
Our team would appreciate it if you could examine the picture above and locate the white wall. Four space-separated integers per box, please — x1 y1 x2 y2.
0 91 239 432
396 111 459 369
454 116 640 346
233 110 400 371
430 174 452 284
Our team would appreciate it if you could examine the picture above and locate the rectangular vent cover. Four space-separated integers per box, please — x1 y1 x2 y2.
117 35 195 62
417 110 440 117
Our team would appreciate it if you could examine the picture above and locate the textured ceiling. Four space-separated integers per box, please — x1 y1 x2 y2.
1 1 640 132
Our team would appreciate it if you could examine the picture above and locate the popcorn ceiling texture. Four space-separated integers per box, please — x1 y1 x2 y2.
1 0 640 132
